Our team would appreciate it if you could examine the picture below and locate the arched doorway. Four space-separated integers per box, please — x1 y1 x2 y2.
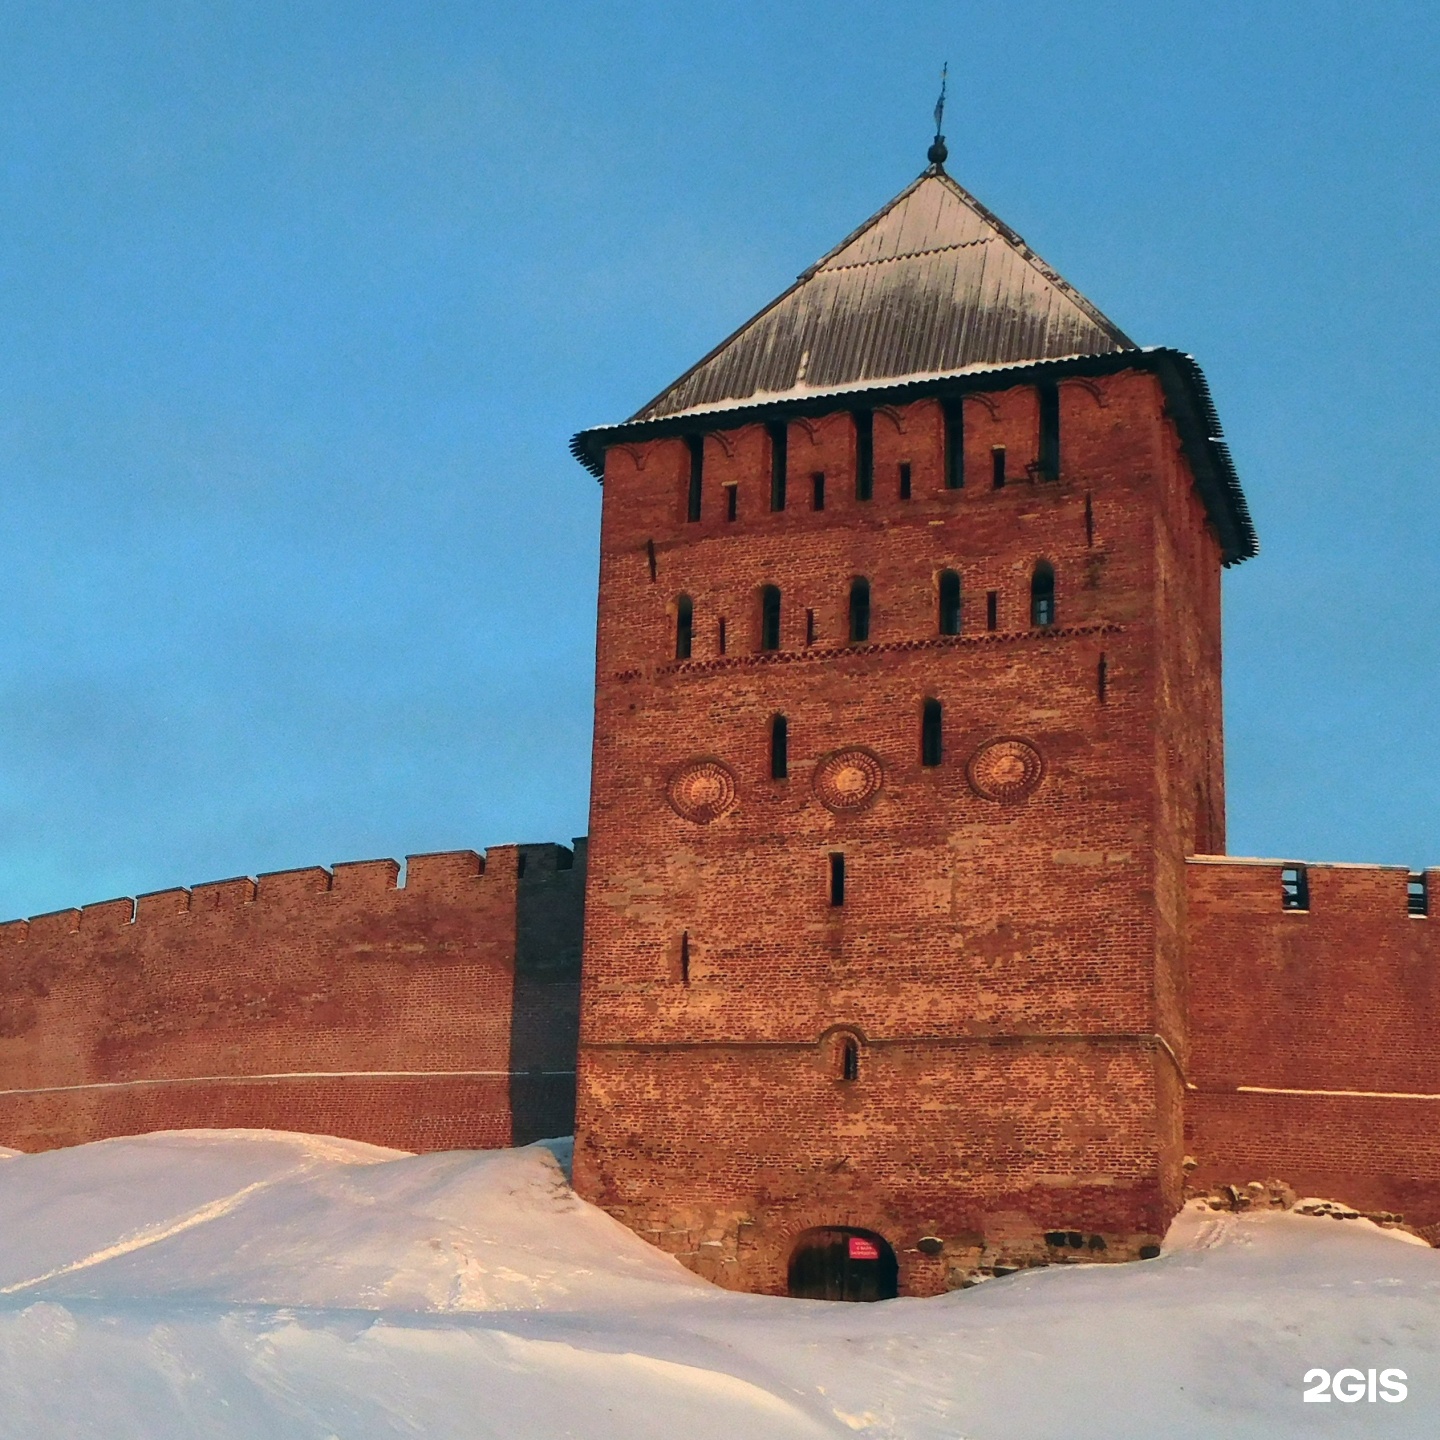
787 1227 898 1301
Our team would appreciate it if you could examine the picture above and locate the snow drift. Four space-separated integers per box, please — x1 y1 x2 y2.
0 1130 1435 1438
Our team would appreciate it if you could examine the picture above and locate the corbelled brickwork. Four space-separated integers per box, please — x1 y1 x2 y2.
574 369 1228 1294
0 841 585 1153
1186 857 1440 1240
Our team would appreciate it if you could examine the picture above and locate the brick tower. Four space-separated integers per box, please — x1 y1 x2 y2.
570 154 1256 1297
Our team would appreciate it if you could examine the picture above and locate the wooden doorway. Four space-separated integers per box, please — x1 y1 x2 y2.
787 1227 898 1301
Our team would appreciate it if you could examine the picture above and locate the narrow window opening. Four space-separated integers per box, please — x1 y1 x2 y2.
849 578 871 643
986 590 999 631
921 698 943 767
718 617 727 655
646 538 657 582
898 462 912 500
805 608 816 645
675 595 693 660
760 584 782 651
1097 653 1108 704
686 435 704 522
725 484 737 522
679 930 690 984
829 853 846 907
769 422 788 512
1084 493 1094 547
1408 872 1429 917
992 446 1006 489
854 411 873 501
1281 865 1309 912
840 1036 860 1082
943 398 964 489
770 714 789 780
1038 381 1060 480
811 471 826 511
1031 562 1056 627
938 570 961 635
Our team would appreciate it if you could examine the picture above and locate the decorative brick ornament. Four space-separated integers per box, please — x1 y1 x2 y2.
966 737 1045 803
812 748 885 812
667 759 738 824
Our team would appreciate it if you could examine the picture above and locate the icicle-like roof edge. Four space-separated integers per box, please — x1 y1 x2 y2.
569 347 1258 567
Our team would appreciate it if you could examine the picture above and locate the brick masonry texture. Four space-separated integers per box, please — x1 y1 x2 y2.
574 372 1230 1293
0 841 585 1153
1186 857 1440 1240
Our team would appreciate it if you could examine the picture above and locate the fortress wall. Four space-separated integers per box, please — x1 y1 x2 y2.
0 842 585 1154
1185 856 1440 1236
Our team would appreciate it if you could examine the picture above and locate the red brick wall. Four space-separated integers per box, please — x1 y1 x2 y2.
1186 857 1440 1236
576 369 1228 1292
0 842 585 1153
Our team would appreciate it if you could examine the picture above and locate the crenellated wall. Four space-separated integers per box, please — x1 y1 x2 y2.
1185 856 1440 1238
0 840 585 1154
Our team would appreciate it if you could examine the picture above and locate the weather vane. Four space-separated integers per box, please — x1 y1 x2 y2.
927 61 949 171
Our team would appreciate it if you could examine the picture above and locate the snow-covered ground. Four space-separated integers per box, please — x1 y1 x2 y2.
0 1132 1434 1438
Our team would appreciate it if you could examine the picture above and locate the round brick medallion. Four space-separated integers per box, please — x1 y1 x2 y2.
667 759 738 824
813 748 884 812
966 737 1045 803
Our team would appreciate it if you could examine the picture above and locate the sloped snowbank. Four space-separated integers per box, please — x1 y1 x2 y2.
0 1130 1435 1439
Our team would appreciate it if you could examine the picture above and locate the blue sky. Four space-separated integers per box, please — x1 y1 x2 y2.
0 1 1436 917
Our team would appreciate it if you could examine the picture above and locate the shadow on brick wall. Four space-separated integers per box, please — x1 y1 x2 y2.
510 839 586 1143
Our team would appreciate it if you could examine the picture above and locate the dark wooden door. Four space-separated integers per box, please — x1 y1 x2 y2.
787 1228 898 1301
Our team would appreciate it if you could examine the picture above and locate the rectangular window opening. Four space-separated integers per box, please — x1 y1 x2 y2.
898 462 912 500
770 714 788 780
811 471 826 511
943 399 964 489
646 538 657 582
686 435 704 522
718 617 727 655
829 852 846 908
724 484 737 522
986 591 999 631
854 411 873 501
1084 492 1095 547
1408 872 1429 917
921 699 943 767
769 422 788 512
1281 865 1309 912
679 930 690 984
1097 653 1108 704
991 446 1006 489
805 608 815 645
1038 381 1060 480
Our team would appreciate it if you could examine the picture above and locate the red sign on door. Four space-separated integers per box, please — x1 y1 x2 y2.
847 1236 881 1261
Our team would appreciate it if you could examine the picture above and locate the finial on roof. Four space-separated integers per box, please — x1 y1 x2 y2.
926 62 948 171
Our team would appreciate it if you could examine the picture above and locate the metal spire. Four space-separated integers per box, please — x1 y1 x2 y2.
927 62 948 171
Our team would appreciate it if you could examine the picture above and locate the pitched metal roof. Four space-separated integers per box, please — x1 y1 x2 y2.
570 165 1257 566
629 168 1136 423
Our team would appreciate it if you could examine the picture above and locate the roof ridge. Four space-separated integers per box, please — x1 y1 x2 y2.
925 170 1133 347
624 170 951 424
